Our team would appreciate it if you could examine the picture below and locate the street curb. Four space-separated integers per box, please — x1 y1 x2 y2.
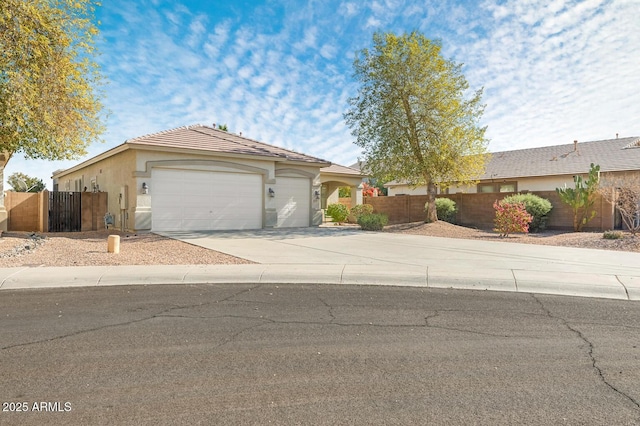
0 264 637 301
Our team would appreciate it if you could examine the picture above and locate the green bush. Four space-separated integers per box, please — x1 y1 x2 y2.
358 213 388 231
603 230 624 240
326 203 349 223
501 193 552 232
348 204 374 223
435 198 457 224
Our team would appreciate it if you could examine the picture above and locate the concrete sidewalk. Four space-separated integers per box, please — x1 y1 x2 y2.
0 263 638 300
2 228 640 300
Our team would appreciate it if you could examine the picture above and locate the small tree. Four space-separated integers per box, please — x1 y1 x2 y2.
556 163 600 232
7 172 45 192
493 200 533 237
599 174 640 236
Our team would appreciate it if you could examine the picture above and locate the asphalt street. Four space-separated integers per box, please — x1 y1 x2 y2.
1 283 639 425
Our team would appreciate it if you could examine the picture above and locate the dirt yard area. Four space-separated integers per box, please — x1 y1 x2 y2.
386 221 640 252
0 230 253 267
0 223 638 267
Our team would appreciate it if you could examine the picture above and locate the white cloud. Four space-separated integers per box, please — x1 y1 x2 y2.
11 0 640 191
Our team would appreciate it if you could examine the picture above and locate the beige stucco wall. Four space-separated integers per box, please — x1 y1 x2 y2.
389 173 607 195
55 147 326 231
54 149 137 230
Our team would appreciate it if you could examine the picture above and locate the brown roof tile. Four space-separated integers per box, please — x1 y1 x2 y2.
482 136 640 179
126 124 330 165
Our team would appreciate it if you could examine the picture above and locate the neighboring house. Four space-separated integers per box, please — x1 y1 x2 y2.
52 124 332 232
385 136 640 195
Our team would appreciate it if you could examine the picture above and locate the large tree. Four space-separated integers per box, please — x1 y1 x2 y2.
345 31 488 222
0 0 104 162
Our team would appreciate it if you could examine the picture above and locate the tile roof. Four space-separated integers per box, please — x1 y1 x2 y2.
320 163 364 176
126 124 330 165
482 136 640 179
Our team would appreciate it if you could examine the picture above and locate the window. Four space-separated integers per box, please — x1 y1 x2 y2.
499 183 516 193
477 181 517 193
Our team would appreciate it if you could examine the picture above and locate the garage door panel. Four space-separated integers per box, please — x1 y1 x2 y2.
152 169 262 231
276 177 310 228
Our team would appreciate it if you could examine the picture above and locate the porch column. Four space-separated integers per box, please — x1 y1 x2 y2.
353 183 364 207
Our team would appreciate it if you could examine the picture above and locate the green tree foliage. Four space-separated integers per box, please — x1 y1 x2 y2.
344 31 489 222
0 0 104 161
556 163 600 232
338 186 351 198
7 172 45 192
501 193 552 232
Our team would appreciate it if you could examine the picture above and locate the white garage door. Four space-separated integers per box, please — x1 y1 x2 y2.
276 177 310 228
152 169 262 231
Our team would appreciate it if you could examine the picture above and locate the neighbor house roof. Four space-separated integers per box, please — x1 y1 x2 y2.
385 136 640 187
127 124 330 165
480 136 640 180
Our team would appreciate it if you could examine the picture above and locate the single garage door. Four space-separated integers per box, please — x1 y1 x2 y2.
152 169 262 231
276 177 310 228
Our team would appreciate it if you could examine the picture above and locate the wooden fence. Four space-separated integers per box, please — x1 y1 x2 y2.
4 191 108 232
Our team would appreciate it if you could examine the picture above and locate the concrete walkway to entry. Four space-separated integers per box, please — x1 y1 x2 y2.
1 227 639 300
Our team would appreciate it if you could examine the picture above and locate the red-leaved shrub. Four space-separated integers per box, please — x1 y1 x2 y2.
493 200 533 237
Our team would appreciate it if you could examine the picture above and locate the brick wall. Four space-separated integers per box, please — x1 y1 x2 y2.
365 191 616 231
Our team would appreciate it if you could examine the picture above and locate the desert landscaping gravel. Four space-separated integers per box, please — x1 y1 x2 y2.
0 222 638 267
0 230 252 267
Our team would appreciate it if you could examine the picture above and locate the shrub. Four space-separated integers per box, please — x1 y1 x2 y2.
435 198 457 224
603 230 624 240
348 204 374 223
326 203 349 224
358 213 388 231
493 200 533 237
502 193 552 232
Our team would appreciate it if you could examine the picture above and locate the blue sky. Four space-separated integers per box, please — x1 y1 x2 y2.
6 0 640 189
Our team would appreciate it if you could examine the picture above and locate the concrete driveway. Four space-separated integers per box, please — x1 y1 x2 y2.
158 227 640 274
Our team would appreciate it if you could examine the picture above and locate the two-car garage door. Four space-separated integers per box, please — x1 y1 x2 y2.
152 169 262 231
151 169 311 231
